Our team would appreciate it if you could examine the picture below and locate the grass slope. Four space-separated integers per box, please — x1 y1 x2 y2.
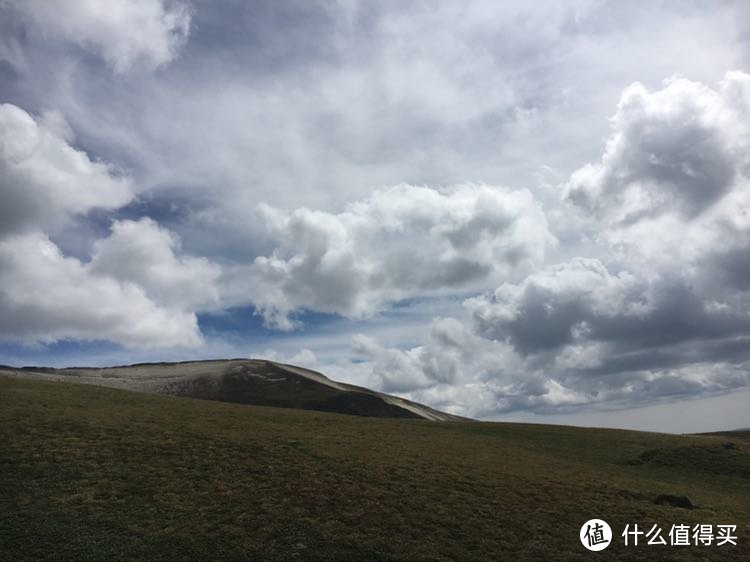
1 377 748 561
0 360 464 421
163 361 423 420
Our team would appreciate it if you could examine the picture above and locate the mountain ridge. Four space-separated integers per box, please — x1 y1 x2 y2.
0 359 465 421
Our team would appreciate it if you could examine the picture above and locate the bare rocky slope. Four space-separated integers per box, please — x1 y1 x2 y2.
0 359 465 421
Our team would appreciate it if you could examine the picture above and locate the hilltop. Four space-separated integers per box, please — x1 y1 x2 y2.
0 359 463 421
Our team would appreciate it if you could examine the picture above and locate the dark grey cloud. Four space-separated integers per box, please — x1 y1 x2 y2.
469 261 750 355
184 0 342 73
712 246 750 291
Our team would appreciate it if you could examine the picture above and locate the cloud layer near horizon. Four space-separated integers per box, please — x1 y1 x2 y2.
1 0 750 422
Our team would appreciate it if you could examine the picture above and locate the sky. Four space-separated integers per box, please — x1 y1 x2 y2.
1 0 750 433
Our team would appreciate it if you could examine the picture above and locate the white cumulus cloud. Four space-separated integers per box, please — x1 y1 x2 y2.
91 217 221 310
0 103 133 236
0 102 215 348
233 184 553 329
564 71 750 220
0 232 203 348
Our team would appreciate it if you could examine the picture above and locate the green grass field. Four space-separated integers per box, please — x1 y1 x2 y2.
1 376 748 560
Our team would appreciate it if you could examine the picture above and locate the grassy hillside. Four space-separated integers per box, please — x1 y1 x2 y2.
0 360 465 421
158 361 424 420
1 377 748 560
